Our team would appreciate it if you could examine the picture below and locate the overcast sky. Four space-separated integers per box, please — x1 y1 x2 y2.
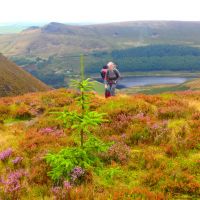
1 0 200 24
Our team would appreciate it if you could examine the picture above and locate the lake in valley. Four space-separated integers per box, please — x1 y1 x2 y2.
96 76 196 88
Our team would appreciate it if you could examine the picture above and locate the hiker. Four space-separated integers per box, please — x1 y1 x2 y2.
105 62 120 97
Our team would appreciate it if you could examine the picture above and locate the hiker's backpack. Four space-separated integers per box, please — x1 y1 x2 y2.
101 68 108 80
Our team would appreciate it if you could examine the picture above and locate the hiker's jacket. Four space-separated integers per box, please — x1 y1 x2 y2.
105 69 120 84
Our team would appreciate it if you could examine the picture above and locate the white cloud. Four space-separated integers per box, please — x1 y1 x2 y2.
1 0 200 23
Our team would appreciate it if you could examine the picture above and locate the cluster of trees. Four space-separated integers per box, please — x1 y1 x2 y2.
86 45 200 73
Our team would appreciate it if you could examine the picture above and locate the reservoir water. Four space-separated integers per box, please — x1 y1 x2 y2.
97 76 195 88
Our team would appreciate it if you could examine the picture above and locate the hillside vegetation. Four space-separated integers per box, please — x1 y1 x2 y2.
0 88 199 199
10 44 200 88
0 54 50 97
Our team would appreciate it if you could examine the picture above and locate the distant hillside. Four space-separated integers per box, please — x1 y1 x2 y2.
2 21 200 88
0 54 50 97
2 21 200 57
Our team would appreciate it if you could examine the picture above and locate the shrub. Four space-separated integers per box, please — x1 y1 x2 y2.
0 104 11 120
141 169 164 187
164 144 178 157
29 160 51 185
127 123 150 145
20 128 68 157
12 104 32 120
106 142 130 164
163 172 200 196
45 136 111 182
112 187 165 200
158 100 192 119
111 113 133 134
149 120 170 144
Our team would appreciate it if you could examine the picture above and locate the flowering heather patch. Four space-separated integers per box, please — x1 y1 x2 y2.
0 169 28 199
97 112 133 136
12 157 23 165
20 128 68 156
0 148 12 161
38 127 64 136
107 142 130 164
70 167 85 184
51 186 62 199
149 120 170 144
133 112 151 124
63 180 72 190
51 180 72 200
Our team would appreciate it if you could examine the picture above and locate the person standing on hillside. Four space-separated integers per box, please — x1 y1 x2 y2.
105 62 120 97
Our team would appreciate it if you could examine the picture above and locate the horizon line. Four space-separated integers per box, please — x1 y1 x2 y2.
2 19 200 25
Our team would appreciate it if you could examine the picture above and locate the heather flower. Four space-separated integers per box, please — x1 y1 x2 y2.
134 112 150 124
70 166 85 183
0 148 12 161
108 142 130 164
149 121 170 144
0 169 27 198
52 182 72 200
135 112 145 119
39 127 64 136
52 186 62 196
121 133 127 139
63 180 72 190
151 123 160 130
161 120 168 128
12 157 23 165
39 127 54 134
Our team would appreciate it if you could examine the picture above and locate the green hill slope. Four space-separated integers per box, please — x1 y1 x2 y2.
0 54 50 97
